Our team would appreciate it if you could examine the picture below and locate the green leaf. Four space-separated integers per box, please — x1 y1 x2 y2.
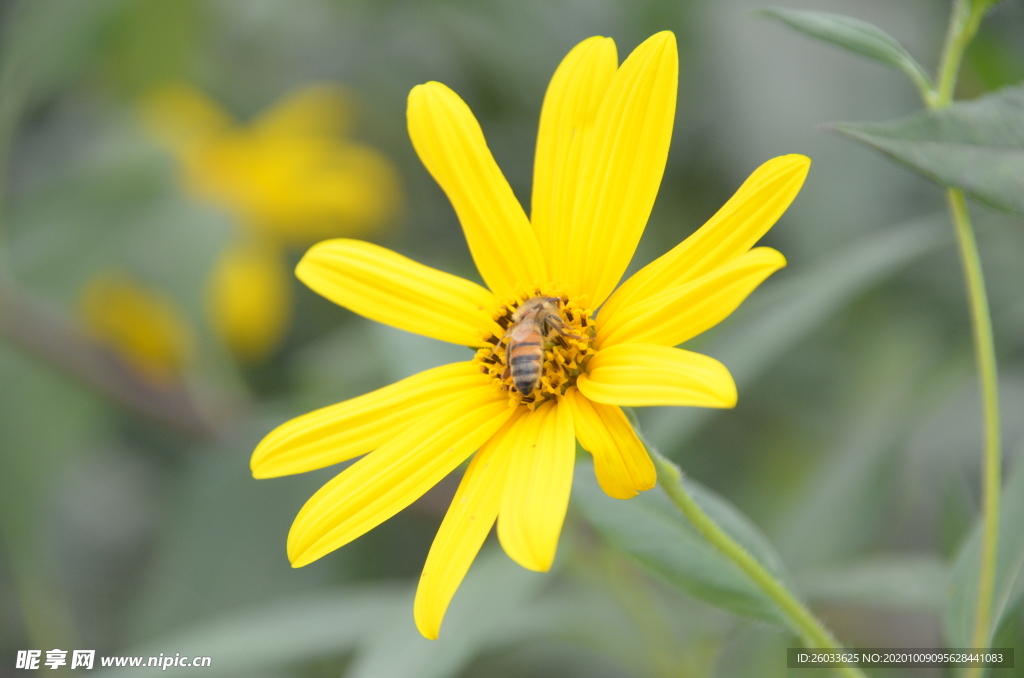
104 547 550 678
945 441 1024 647
345 546 552 678
95 585 406 677
573 461 791 628
759 7 933 96
969 0 1002 21
831 83 1024 217
800 556 948 613
646 217 949 452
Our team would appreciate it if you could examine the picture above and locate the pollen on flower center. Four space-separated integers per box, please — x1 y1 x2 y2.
474 289 595 408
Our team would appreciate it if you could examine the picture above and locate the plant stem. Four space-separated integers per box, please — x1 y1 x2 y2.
930 2 1003 669
932 0 972 108
948 189 1002 664
0 284 221 437
649 451 868 678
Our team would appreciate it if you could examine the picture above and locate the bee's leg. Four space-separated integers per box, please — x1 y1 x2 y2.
556 325 585 344
545 315 568 336
548 315 584 340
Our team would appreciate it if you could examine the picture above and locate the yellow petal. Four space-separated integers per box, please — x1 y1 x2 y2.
414 409 523 640
407 82 546 298
597 247 787 348
246 139 401 245
253 83 353 137
600 155 809 322
497 399 575 572
296 239 501 346
563 387 655 499
531 36 617 285
251 362 491 478
80 272 193 385
207 239 291 363
567 31 678 307
287 390 513 567
577 344 736 408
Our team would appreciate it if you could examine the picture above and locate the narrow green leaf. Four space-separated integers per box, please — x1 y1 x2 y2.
831 83 1024 217
945 441 1024 646
573 461 791 627
759 8 933 96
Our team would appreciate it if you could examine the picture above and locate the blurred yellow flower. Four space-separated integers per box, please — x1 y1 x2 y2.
80 272 193 385
141 83 401 361
141 83 400 243
252 32 809 638
207 239 291 364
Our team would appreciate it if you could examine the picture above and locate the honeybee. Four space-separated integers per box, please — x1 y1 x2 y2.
503 296 580 397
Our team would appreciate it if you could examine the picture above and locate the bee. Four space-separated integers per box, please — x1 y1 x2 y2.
502 296 580 397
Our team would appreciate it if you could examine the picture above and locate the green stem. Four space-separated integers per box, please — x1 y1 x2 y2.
930 0 990 110
649 451 868 678
932 0 971 108
930 2 1002 670
947 189 1002 665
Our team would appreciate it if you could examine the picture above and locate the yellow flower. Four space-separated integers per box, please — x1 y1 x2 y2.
141 83 401 362
141 83 400 244
251 32 809 639
80 272 193 385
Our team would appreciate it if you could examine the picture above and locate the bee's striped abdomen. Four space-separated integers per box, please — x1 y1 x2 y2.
508 339 542 395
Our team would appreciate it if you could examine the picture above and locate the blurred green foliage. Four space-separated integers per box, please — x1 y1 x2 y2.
1 0 1022 676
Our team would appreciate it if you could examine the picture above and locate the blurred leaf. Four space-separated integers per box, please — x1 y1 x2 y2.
96 585 406 678
573 461 791 628
0 0 123 159
126 428 333 644
945 439 1024 647
898 375 1024 598
115 545 551 678
7 115 232 298
500 577 724 678
101 0 203 97
969 0 1001 17
509 590 650 673
0 344 106 650
646 217 949 452
966 34 1024 93
831 84 1024 217
800 556 947 612
774 321 957 569
759 8 933 95
345 546 552 678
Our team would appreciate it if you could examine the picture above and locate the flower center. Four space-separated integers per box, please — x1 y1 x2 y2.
474 290 595 408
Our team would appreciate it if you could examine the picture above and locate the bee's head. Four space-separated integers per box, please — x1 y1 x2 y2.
510 295 560 322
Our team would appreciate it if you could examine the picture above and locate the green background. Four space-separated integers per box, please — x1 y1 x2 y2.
1 0 1022 676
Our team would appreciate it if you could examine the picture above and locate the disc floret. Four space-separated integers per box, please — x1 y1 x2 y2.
474 288 595 408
